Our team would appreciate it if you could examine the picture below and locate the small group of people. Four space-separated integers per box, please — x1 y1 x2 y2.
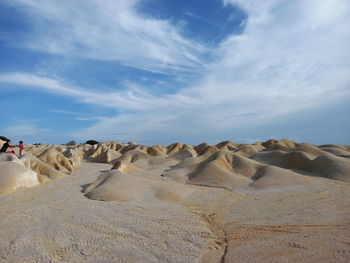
0 140 25 156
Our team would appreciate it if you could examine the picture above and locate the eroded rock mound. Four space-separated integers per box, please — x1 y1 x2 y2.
83 170 194 202
166 143 192 156
25 144 52 157
21 154 67 183
194 143 219 156
0 160 39 195
251 149 350 182
250 166 313 189
37 148 74 173
233 144 265 157
0 152 23 165
169 147 197 160
87 143 121 163
163 150 261 189
311 154 350 181
215 140 239 151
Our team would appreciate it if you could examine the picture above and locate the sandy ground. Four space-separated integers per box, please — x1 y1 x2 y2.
0 162 222 263
214 181 350 263
0 161 349 262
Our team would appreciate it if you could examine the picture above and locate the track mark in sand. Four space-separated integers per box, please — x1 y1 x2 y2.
286 242 308 249
191 212 228 263
40 235 60 254
222 223 350 263
0 211 24 223
38 212 215 262
52 243 78 260
335 249 350 260
69 222 132 239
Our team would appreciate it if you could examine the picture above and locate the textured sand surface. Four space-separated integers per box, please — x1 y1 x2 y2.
0 139 349 262
0 162 223 263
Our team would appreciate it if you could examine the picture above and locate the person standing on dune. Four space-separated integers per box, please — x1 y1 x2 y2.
18 141 25 156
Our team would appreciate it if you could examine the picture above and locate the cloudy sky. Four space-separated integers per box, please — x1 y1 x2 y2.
0 0 349 145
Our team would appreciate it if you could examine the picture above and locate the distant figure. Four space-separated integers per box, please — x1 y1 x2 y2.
19 141 25 156
0 140 15 153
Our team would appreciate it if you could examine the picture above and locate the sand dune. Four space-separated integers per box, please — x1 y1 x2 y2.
215 140 239 150
25 144 52 157
0 162 38 193
233 144 265 157
38 147 74 173
251 149 350 182
164 150 260 189
87 143 121 163
289 144 330 157
312 154 350 181
20 154 68 182
166 142 191 155
83 170 194 202
169 147 198 160
250 166 313 189
0 139 5 149
251 150 314 169
0 151 24 165
0 138 349 262
0 157 39 195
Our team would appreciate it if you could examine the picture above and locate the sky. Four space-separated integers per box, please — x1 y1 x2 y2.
0 0 349 145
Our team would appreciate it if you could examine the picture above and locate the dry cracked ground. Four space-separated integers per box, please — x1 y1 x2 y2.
0 139 349 262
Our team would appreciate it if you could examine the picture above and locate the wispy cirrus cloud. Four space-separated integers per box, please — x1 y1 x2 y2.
73 0 350 142
75 117 108 121
52 110 107 122
3 0 207 74
2 124 51 137
0 73 196 111
52 110 81 115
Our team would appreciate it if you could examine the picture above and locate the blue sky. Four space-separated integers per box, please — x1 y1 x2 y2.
0 0 349 145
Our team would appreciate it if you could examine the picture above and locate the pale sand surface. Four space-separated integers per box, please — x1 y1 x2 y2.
0 139 350 262
214 181 350 263
0 162 222 263
0 161 349 262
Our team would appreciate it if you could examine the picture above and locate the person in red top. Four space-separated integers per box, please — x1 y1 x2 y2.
18 141 25 156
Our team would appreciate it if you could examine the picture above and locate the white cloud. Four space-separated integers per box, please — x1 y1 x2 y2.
52 110 107 121
52 110 81 115
5 0 207 73
189 0 350 112
0 73 196 111
75 117 107 121
74 0 350 142
2 124 51 137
